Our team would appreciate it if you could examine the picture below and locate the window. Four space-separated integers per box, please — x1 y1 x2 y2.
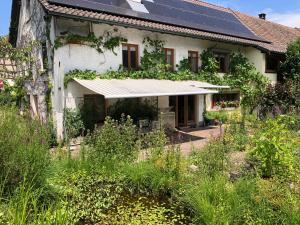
122 44 138 70
164 48 175 71
188 51 199 73
212 93 240 109
266 54 280 73
213 51 229 73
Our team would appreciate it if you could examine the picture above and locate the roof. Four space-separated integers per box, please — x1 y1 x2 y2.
9 0 300 53
35 0 271 48
73 79 218 99
233 11 300 53
181 80 230 89
46 0 264 42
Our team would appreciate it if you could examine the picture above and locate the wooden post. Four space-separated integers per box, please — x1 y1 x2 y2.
175 96 179 128
184 95 188 127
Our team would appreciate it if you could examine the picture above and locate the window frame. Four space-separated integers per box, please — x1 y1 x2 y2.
212 50 230 73
122 43 139 70
163 48 175 71
188 50 199 73
265 54 280 73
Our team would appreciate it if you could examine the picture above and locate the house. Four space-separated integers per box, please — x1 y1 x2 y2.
9 0 300 139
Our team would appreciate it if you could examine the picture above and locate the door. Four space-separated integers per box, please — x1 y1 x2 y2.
170 95 196 128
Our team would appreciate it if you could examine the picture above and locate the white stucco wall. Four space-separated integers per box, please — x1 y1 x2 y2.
51 18 279 135
53 22 272 76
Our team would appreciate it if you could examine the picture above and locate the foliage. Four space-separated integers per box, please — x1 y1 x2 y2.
0 107 50 192
225 52 269 112
190 138 229 177
63 108 84 140
54 29 127 55
200 48 219 74
102 196 190 225
250 116 300 179
0 37 40 108
0 36 38 71
177 57 190 71
259 81 300 117
223 122 249 152
64 69 98 87
108 98 158 123
183 176 300 225
51 170 125 224
0 80 16 106
140 37 166 72
204 110 229 124
280 37 300 80
87 116 138 163
197 71 225 85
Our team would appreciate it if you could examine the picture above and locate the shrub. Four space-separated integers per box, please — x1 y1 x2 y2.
250 116 299 179
87 116 138 163
183 176 300 225
281 37 300 80
225 52 269 112
259 81 300 117
123 145 182 196
223 122 249 152
204 110 229 124
108 98 158 123
190 138 229 177
0 107 50 192
63 108 84 140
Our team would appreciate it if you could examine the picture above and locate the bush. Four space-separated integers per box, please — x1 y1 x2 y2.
108 99 157 123
223 123 249 152
87 116 138 163
183 176 300 225
204 110 229 124
63 108 84 139
190 138 229 177
259 81 300 117
0 107 50 192
281 37 300 80
225 52 269 112
250 116 299 179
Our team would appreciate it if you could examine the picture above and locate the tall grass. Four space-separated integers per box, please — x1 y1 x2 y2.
0 107 50 193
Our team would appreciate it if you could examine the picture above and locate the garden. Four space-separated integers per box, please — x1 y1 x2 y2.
0 36 300 224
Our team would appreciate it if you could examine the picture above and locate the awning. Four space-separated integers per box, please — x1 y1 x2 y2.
181 81 230 89
73 79 218 99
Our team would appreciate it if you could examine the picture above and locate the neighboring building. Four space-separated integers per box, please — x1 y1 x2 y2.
9 0 300 139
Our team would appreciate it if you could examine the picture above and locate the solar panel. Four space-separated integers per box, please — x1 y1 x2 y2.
48 0 266 42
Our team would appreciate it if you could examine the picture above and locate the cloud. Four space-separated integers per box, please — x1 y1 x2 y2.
264 9 300 28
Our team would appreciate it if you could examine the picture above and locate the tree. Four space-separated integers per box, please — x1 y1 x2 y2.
281 37 300 80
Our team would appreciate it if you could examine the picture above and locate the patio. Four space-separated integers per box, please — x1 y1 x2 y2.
169 126 223 156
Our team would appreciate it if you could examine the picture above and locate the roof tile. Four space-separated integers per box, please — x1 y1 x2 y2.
38 0 300 53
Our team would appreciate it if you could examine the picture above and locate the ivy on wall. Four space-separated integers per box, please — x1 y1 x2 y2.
64 69 98 87
54 28 127 55
225 52 269 112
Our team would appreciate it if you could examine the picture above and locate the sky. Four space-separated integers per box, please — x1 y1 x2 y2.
1 0 300 36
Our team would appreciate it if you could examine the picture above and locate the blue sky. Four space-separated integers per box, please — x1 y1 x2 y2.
1 0 300 36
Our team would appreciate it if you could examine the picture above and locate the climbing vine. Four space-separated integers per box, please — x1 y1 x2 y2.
64 69 98 87
225 52 269 112
140 37 166 72
54 28 127 55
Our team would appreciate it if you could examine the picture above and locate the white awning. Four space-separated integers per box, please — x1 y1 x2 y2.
181 81 230 89
73 79 218 99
